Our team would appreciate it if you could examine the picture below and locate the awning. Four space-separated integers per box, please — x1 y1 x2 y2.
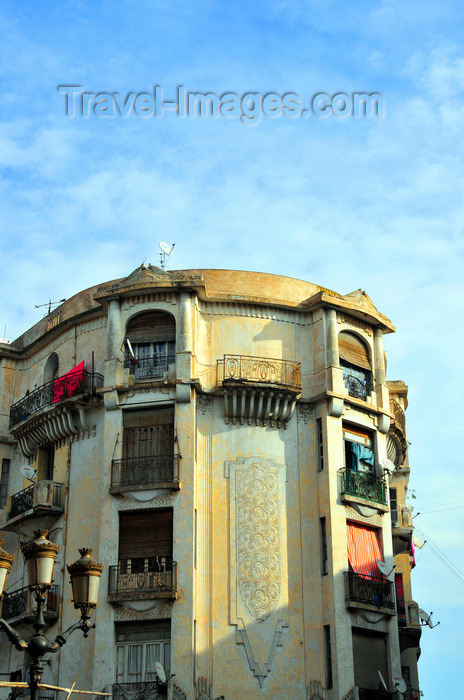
347 522 384 578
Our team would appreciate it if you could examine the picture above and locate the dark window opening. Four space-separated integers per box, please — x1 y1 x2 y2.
324 625 333 689
339 331 372 400
0 459 10 508
317 418 324 471
320 517 328 576
125 312 176 381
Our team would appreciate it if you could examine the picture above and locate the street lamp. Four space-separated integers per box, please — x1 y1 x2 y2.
0 529 104 700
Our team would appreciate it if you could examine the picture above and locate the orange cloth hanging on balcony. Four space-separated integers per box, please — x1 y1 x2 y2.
347 522 384 579
53 361 85 403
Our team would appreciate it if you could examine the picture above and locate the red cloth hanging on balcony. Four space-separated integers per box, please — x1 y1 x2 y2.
53 361 85 403
347 522 384 579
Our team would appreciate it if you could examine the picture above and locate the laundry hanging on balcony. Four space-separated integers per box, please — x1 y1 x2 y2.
347 522 384 579
52 361 85 403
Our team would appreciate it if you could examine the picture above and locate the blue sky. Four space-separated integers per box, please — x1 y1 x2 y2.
1 1 463 695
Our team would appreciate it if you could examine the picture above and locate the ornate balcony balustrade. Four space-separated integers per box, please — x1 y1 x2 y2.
9 480 64 519
390 399 406 435
124 353 175 381
111 455 179 491
9 371 104 428
113 682 165 700
339 468 387 506
345 571 395 610
342 366 373 400
2 584 59 621
217 354 301 391
108 557 177 600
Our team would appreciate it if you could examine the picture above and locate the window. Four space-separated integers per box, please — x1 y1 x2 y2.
352 628 388 693
389 488 398 526
121 408 175 484
37 446 54 481
324 625 333 689
344 425 374 474
317 418 324 471
395 573 406 625
116 621 171 685
320 517 328 576
119 509 173 570
0 459 10 507
339 331 372 400
125 312 175 381
44 352 59 384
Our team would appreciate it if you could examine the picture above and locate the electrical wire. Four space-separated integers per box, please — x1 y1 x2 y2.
414 523 464 587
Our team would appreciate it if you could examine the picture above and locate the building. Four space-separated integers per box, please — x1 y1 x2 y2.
0 266 421 699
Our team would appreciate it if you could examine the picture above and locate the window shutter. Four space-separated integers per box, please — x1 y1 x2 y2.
346 522 383 578
126 312 175 343
119 509 173 558
352 629 388 690
339 331 371 370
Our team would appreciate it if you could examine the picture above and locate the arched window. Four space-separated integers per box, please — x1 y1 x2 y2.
124 312 176 381
339 331 372 400
44 352 59 384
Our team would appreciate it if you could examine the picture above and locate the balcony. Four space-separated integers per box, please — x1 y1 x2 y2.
2 481 65 535
397 600 422 651
339 468 388 508
108 557 177 601
216 354 301 427
345 572 396 613
1 584 59 624
124 353 175 382
110 455 179 494
113 682 167 700
9 370 104 429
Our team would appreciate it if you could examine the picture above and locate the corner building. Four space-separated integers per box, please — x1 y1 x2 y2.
0 267 421 700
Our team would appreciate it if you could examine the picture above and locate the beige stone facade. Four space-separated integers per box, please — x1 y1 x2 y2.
0 267 420 699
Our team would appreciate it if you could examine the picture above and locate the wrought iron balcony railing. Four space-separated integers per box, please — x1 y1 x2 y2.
9 480 64 519
2 584 59 621
342 364 373 400
217 354 302 391
111 455 179 490
124 353 176 381
108 557 177 599
339 468 387 505
113 682 167 700
345 571 395 610
9 370 104 428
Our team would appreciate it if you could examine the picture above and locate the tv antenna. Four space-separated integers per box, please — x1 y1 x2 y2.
35 299 66 317
159 242 175 270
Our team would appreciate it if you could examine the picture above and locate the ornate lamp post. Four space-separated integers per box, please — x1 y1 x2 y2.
0 530 103 700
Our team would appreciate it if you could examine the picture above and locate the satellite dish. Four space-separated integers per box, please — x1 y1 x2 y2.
395 677 407 694
159 241 173 255
20 465 36 481
381 457 396 474
419 609 440 628
154 661 166 684
378 670 388 692
377 560 395 577
413 536 424 549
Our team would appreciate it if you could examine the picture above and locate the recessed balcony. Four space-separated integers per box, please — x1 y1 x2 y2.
108 557 177 602
1 584 59 624
345 571 396 614
9 370 104 429
216 354 301 427
110 455 180 494
339 468 388 509
397 599 422 651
